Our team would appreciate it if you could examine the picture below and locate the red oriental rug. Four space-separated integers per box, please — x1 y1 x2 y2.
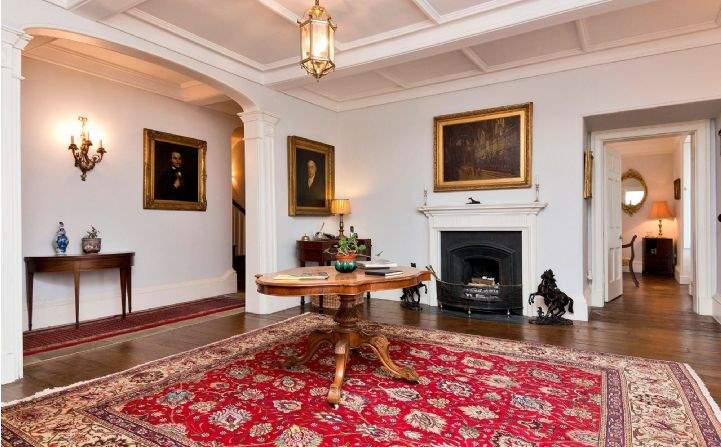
23 296 244 356
3 313 720 446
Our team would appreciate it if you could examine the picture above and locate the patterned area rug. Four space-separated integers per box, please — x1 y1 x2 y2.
23 296 244 356
4 313 720 446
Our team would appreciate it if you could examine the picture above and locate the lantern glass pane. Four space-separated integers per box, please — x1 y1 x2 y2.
311 20 329 59
300 21 311 59
328 24 334 62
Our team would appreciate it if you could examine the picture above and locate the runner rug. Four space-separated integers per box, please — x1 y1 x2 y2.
23 295 244 356
3 313 720 446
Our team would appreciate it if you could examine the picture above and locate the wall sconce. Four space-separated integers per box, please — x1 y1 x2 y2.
68 116 106 181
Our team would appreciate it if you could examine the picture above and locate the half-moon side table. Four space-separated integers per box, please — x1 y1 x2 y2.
256 266 430 405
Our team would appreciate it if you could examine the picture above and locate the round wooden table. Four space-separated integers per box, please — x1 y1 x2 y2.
256 266 430 405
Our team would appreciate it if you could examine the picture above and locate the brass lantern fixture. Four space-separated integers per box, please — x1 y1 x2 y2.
298 0 337 80
68 115 107 181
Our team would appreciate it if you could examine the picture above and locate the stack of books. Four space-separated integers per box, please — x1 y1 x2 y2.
358 259 404 277
273 272 329 281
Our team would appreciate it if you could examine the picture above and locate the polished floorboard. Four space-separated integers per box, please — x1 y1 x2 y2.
3 273 720 404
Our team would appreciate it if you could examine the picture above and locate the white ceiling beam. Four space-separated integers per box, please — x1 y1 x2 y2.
408 0 441 24
460 47 489 72
575 18 590 51
255 0 300 24
68 0 151 21
375 70 410 88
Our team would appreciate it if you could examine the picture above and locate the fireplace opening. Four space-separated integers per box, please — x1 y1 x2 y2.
439 231 522 315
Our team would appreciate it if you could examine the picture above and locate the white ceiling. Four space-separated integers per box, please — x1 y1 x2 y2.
37 0 721 110
23 37 243 116
608 134 687 157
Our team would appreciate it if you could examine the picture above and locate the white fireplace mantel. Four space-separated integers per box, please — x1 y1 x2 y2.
418 202 548 316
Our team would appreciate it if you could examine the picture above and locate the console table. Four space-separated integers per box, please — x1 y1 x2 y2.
24 252 134 330
642 237 674 277
297 238 371 307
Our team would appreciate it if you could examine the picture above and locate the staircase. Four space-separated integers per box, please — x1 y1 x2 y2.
232 200 245 291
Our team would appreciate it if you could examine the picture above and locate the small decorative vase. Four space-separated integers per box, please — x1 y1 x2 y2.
82 237 101 254
335 253 357 273
54 222 69 255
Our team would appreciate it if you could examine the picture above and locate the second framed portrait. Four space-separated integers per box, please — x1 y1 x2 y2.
288 136 334 216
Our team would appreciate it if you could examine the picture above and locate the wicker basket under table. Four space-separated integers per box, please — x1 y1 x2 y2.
311 294 365 309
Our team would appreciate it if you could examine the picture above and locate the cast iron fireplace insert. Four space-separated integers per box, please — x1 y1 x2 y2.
438 231 522 315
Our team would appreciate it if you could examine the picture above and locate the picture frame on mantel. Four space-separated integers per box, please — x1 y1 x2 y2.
433 102 532 192
143 128 207 211
288 136 335 216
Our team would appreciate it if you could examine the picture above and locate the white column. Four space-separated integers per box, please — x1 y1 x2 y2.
1 26 31 384
238 111 279 314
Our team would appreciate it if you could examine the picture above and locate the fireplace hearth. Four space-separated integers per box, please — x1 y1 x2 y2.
438 231 522 315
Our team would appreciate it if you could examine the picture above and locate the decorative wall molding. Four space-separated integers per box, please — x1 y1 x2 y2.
1 26 32 385
27 269 237 330
415 202 584 319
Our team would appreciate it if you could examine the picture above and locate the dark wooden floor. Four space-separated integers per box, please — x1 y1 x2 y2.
3 273 720 404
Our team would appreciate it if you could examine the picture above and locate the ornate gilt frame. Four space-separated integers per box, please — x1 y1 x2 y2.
433 102 533 192
583 150 594 199
288 136 335 216
143 128 207 211
621 168 647 216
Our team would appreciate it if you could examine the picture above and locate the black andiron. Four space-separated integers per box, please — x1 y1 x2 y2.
400 263 426 310
528 269 574 325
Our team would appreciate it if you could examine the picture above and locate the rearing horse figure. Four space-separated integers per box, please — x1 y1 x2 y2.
528 269 574 324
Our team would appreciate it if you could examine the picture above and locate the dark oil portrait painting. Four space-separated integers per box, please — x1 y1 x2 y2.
288 136 334 216
434 103 532 191
143 129 207 211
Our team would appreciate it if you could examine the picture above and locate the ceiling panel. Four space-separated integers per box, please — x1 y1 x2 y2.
584 0 721 46
276 0 428 42
469 22 580 67
50 39 195 84
426 0 498 15
382 50 479 85
303 71 399 99
136 0 298 63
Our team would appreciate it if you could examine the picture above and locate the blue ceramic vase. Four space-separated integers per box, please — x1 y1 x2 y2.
54 222 69 255
334 254 357 273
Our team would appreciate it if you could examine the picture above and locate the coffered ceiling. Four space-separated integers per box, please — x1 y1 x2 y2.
38 0 721 110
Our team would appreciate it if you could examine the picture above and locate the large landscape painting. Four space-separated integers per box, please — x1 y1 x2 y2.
434 103 532 191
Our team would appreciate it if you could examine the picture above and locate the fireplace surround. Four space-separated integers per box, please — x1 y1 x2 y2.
419 202 547 316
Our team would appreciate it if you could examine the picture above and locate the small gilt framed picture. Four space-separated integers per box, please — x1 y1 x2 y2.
583 150 594 199
288 136 334 216
143 129 207 211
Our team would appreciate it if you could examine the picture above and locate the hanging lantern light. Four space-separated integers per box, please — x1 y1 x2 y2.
298 0 337 81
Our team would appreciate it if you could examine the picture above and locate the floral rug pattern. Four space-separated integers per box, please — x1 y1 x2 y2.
3 313 720 446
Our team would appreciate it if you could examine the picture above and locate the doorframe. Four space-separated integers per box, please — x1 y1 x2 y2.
590 120 716 314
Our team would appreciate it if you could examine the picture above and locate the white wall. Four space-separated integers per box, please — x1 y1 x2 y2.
620 153 677 272
21 58 242 329
714 115 721 324
338 43 721 317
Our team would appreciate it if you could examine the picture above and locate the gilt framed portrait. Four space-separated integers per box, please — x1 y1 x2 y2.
434 102 532 191
288 136 334 216
143 128 207 211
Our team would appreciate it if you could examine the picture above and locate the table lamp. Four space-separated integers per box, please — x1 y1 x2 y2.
330 198 351 237
648 200 674 237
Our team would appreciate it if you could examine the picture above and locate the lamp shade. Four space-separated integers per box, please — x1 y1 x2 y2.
331 198 350 215
648 201 674 219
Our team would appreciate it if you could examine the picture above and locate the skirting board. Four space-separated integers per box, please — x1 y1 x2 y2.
25 269 237 331
713 294 721 325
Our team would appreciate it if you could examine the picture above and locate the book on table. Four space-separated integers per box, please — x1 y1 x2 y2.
363 269 404 277
357 258 398 269
273 272 329 281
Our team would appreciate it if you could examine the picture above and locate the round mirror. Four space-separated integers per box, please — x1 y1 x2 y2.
621 169 647 215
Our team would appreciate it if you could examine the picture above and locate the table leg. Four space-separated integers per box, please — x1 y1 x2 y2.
119 268 127 318
299 261 306 306
126 267 132 313
328 338 349 405
73 270 80 328
26 271 34 331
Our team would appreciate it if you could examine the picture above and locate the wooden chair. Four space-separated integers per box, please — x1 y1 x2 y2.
622 235 640 288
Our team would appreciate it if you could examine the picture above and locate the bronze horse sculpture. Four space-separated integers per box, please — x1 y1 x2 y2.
528 269 574 325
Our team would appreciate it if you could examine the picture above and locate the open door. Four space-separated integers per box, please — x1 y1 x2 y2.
606 148 623 301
